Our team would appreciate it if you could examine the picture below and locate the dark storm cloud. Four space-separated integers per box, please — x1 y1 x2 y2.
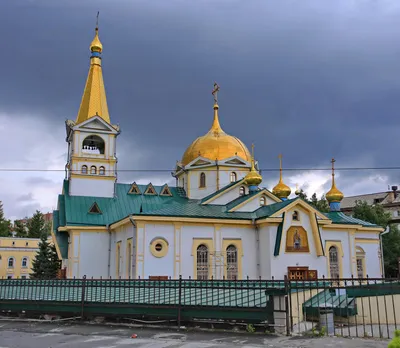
1 0 400 188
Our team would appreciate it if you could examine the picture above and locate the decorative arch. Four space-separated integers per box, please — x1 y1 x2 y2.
230 172 237 183
7 257 14 268
356 246 366 278
82 135 105 154
81 165 88 174
260 196 266 206
90 165 97 175
285 226 309 253
239 186 245 196
199 172 206 188
99 166 105 175
21 257 28 268
325 241 344 279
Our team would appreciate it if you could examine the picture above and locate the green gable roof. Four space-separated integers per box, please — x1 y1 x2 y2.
324 211 378 227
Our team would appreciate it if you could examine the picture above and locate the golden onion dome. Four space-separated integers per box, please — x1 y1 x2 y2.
243 144 262 186
90 28 103 53
181 104 251 165
326 182 344 203
273 181 291 199
326 158 344 203
272 154 291 199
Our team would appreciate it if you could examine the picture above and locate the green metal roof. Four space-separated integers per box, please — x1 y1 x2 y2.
54 181 377 227
324 211 378 227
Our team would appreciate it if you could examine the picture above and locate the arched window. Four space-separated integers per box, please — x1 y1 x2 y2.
260 196 266 206
356 247 366 279
99 166 105 175
239 186 245 196
196 245 209 280
226 245 238 280
292 211 299 221
90 166 97 175
329 246 340 279
81 165 88 174
21 257 28 268
199 172 206 188
230 172 237 183
8 257 14 268
82 135 105 154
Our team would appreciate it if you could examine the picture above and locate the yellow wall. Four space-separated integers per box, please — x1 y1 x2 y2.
0 237 50 279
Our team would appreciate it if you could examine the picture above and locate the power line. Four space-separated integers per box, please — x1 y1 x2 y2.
0 166 400 173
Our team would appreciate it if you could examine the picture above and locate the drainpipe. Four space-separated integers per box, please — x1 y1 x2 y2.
107 224 111 278
253 218 261 278
129 215 136 279
379 226 390 278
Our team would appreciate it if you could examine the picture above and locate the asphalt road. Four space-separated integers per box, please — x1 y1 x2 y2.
0 320 389 347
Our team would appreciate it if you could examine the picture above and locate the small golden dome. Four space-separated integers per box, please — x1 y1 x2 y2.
272 154 291 199
273 182 291 199
243 144 262 186
326 158 344 203
90 28 103 53
326 183 344 203
181 104 251 165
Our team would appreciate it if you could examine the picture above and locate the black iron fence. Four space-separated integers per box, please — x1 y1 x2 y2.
0 276 399 338
287 276 400 339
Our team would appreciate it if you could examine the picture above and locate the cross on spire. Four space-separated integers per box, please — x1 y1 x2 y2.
212 82 220 104
96 11 100 30
331 158 336 177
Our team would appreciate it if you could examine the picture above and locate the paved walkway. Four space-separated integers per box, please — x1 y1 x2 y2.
0 320 390 347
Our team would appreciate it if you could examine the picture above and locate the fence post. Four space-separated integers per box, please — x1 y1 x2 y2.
178 275 182 328
81 275 87 320
284 275 291 336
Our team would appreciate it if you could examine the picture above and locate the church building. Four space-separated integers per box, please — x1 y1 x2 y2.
52 25 384 280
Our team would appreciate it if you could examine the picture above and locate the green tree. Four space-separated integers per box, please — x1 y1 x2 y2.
31 233 59 279
352 200 400 278
14 220 27 238
27 210 46 238
296 190 330 213
0 201 11 237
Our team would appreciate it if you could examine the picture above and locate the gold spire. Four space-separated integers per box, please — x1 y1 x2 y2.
244 144 263 186
326 158 344 203
210 82 223 135
272 154 291 199
75 13 110 125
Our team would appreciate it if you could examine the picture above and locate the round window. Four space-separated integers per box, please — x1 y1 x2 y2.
150 239 168 258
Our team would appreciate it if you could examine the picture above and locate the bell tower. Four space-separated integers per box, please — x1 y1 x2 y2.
65 16 120 198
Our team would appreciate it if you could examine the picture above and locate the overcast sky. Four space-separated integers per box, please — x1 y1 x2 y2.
1 0 400 220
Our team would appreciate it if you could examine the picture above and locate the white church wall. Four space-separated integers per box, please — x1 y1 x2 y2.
69 177 115 198
354 231 380 240
210 185 247 205
355 242 381 278
235 194 276 212
180 224 214 278
258 224 274 279
218 169 249 188
322 229 353 278
187 169 218 199
73 231 109 278
220 226 257 279
143 224 175 279
270 208 327 278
